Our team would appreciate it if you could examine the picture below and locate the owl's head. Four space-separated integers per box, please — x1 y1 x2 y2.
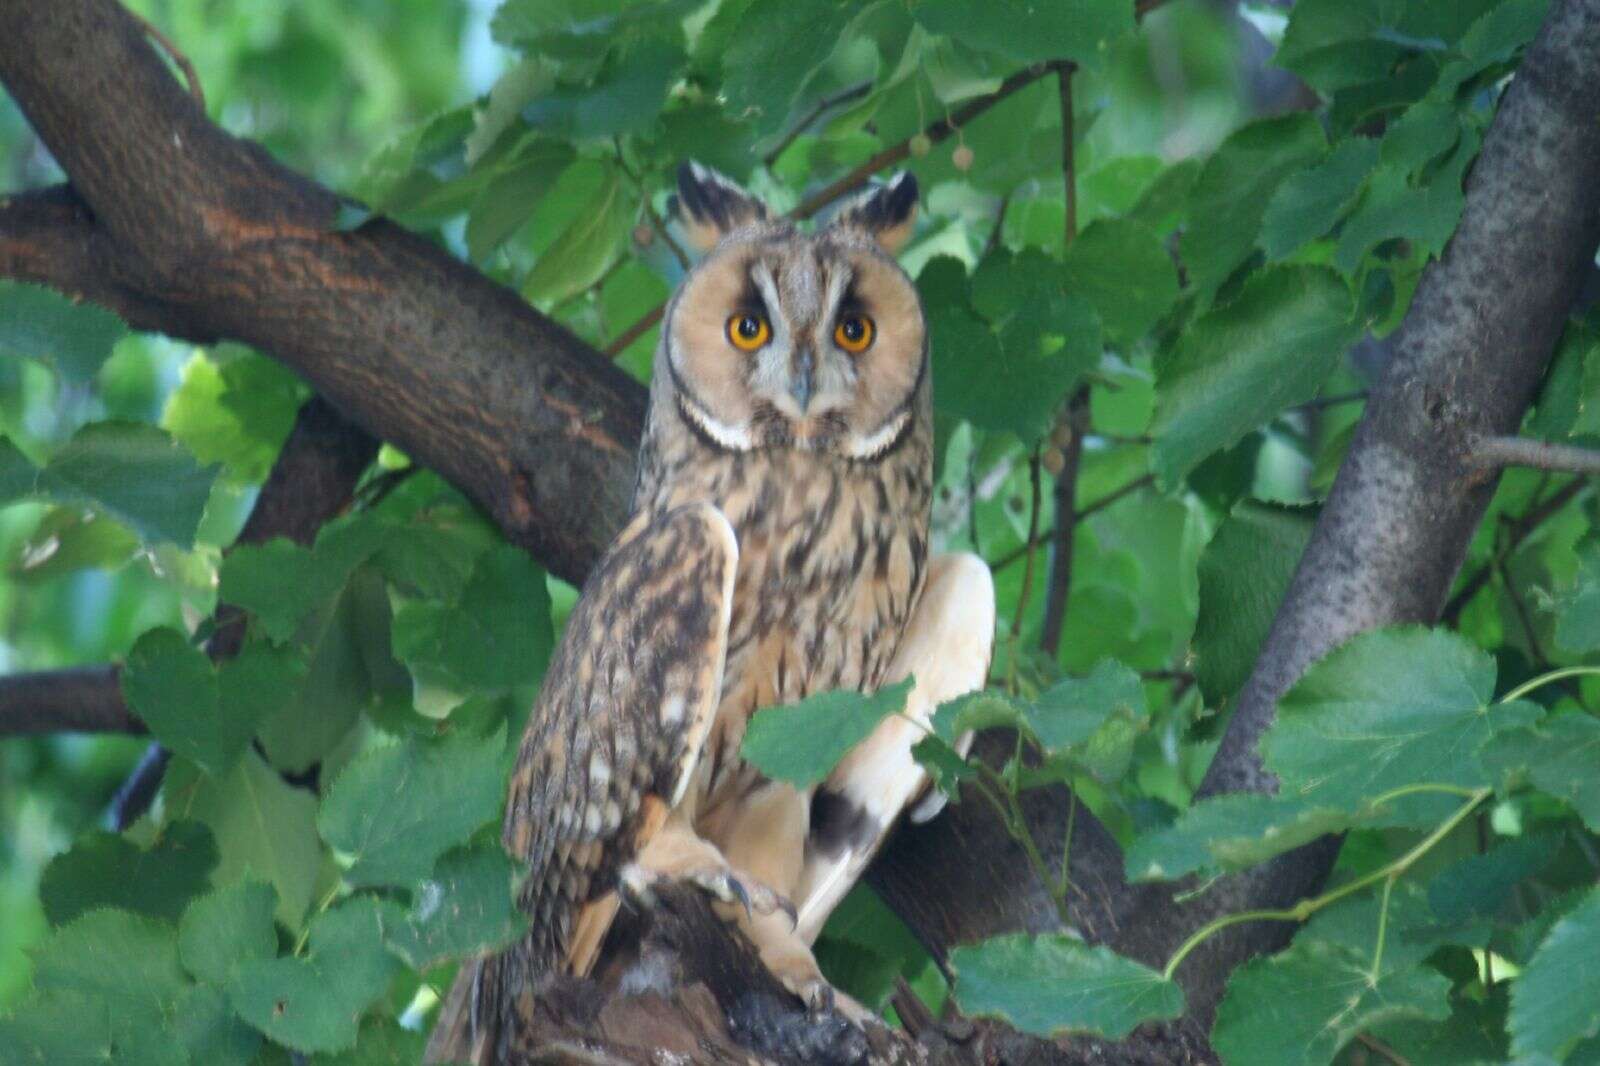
659 162 926 461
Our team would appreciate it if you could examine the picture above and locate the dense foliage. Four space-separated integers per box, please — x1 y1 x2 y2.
0 0 1597 1063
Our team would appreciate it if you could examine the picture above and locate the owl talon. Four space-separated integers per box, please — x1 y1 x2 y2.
619 861 793 922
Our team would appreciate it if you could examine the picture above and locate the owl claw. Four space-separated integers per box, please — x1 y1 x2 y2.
620 862 793 922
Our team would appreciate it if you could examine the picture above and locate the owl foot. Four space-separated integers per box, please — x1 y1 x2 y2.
620 860 796 925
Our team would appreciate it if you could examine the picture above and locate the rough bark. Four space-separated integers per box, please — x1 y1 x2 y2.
0 0 643 587
0 0 1596 1059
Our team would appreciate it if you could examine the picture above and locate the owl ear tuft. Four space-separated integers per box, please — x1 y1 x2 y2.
670 161 768 254
832 172 919 254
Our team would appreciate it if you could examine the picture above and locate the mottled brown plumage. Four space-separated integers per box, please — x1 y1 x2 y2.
427 164 994 1064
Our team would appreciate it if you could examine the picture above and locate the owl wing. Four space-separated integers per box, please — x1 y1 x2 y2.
794 552 995 943
424 502 738 1065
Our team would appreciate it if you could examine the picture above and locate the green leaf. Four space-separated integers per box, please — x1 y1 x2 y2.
1530 320 1597 438
466 138 576 264
162 351 304 484
164 752 325 929
491 0 696 56
1124 793 1358 883
178 882 280 987
391 544 554 696
912 0 1132 66
930 689 1027 741
6 422 220 547
1510 886 1600 1060
1193 503 1314 704
721 0 854 137
1427 833 1559 926
173 983 260 1066
1182 115 1327 295
384 845 529 970
1483 714 1600 833
31 909 189 1031
925 256 1089 441
1260 138 1380 260
228 896 402 1054
1554 535 1600 652
523 36 685 139
1212 939 1451 1065
1026 661 1145 751
0 281 127 385
1432 0 1549 99
1301 879 1482 976
6 506 139 584
0 988 187 1066
258 567 411 774
122 628 307 776
311 1015 426 1066
950 933 1183 1040
1264 627 1534 821
318 725 508 887
1333 163 1463 276
39 820 218 927
521 167 630 307
1151 266 1360 488
220 515 396 645
741 677 915 788
1060 218 1178 347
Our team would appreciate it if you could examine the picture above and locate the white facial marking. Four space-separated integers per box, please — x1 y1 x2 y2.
846 409 912 460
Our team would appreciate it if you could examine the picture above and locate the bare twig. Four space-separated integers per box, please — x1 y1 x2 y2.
1355 1032 1414 1066
1468 434 1600 475
1442 478 1587 625
761 80 873 167
1040 392 1087 657
1011 451 1044 639
1297 390 1368 412
1039 66 1084 659
990 473 1156 572
126 9 204 109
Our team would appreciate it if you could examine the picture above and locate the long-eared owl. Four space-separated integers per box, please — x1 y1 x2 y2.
428 162 995 1063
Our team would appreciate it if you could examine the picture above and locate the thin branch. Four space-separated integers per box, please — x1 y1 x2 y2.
0 666 139 736
602 303 663 358
1297 390 1368 412
1442 478 1587 625
1010 451 1044 639
761 80 873 167
1467 434 1600 475
1040 392 1087 657
1039 65 1083 659
126 8 204 110
1134 0 1181 18
990 473 1156 572
1498 547 1550 666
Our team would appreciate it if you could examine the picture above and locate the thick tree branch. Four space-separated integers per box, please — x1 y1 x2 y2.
0 0 645 587
0 666 137 735
1467 434 1600 475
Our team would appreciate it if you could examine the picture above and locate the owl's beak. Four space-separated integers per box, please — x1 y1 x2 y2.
790 348 815 411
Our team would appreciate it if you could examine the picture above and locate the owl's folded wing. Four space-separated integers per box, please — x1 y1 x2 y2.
424 502 738 1064
794 552 995 944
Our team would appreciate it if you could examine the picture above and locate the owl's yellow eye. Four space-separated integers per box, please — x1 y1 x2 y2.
727 313 770 351
834 313 875 354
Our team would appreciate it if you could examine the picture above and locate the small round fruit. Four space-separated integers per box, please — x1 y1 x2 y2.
952 144 975 171
909 133 932 158
1041 447 1066 476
